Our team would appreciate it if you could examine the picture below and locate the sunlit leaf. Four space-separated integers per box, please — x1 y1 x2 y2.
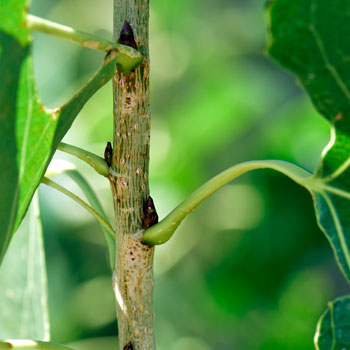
0 0 43 262
315 296 350 350
0 193 49 340
266 0 350 281
0 0 118 263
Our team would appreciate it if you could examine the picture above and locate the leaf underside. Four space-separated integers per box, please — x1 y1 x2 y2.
0 0 118 263
267 0 350 281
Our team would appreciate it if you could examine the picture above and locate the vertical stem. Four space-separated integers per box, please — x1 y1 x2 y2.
111 1 154 350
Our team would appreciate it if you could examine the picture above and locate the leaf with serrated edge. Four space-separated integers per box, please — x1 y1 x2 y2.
0 0 118 263
266 0 350 281
0 192 50 340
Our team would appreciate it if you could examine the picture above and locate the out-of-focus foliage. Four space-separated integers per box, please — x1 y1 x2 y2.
29 0 343 349
0 194 50 340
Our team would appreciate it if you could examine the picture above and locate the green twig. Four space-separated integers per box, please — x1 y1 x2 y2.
142 159 312 245
57 142 109 177
64 170 116 269
26 14 142 72
0 339 74 349
41 177 115 239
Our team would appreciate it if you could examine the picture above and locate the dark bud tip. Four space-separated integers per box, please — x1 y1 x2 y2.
104 141 113 167
118 20 138 50
123 342 133 350
142 196 159 230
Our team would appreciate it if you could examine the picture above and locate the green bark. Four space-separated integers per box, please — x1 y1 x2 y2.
111 1 155 349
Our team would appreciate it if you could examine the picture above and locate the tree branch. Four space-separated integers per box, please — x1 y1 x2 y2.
110 1 155 349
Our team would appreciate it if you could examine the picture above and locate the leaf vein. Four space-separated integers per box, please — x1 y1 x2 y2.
321 191 350 274
317 184 350 200
323 156 350 182
309 1 350 101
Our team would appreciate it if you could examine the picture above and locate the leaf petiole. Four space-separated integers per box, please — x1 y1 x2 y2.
26 14 142 72
57 142 109 177
0 339 74 350
41 177 115 240
26 14 116 51
142 159 312 245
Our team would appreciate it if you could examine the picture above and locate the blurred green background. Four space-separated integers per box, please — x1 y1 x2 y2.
28 0 348 349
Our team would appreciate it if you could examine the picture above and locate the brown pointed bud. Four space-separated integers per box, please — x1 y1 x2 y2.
104 141 113 167
123 342 133 350
118 20 138 50
142 196 159 230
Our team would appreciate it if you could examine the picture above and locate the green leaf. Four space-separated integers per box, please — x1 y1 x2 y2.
314 295 350 350
0 0 44 261
0 0 118 263
0 192 49 340
266 0 350 281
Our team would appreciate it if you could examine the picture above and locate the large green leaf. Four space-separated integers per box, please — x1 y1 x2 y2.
0 0 39 262
0 193 49 340
315 296 350 350
266 0 350 281
0 0 118 263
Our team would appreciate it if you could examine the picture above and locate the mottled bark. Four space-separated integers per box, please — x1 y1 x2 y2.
110 1 155 350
